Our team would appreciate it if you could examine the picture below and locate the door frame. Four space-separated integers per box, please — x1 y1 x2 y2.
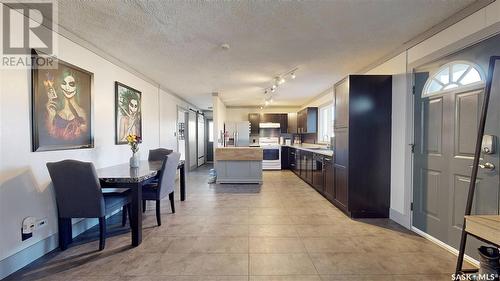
177 105 189 164
206 118 214 163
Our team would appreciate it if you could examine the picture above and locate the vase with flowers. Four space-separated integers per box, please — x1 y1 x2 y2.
126 134 142 168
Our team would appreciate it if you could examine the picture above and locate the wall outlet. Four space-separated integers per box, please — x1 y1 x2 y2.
21 228 32 241
22 217 36 234
21 217 37 241
20 217 47 241
37 218 47 229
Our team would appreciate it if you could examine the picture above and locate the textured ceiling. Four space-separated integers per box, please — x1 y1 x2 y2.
57 0 475 109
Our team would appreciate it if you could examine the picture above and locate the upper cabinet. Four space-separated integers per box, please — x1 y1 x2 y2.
248 113 288 134
248 113 260 135
297 107 318 134
334 78 349 129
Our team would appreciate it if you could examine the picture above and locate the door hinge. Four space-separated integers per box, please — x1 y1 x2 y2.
409 143 415 153
410 202 414 211
412 85 416 95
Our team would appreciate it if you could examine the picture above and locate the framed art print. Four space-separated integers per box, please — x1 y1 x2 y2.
115 82 142 144
31 50 94 152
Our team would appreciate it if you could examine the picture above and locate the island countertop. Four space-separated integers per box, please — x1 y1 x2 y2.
215 147 263 161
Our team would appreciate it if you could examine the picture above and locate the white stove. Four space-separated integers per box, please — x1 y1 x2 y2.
259 137 281 170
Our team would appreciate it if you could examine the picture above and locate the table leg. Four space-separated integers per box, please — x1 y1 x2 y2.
127 182 143 246
180 164 186 201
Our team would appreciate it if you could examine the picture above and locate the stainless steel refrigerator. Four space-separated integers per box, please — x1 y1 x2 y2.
225 121 250 147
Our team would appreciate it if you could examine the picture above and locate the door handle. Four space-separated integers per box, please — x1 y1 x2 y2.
469 162 496 171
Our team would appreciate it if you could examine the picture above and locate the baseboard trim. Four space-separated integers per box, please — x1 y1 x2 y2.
0 233 57 280
389 208 411 229
411 226 479 268
0 209 121 280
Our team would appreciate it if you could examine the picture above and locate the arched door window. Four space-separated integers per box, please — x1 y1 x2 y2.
422 61 485 97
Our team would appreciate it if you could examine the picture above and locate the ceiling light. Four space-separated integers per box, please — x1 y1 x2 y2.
277 77 285 85
265 100 269 106
260 106 263 109
271 87 276 93
291 72 296 79
271 84 277 90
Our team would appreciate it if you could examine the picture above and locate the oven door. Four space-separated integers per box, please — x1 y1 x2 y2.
263 148 280 161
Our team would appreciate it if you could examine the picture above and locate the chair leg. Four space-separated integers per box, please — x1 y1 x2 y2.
121 205 127 227
169 192 175 213
155 200 161 226
142 200 146 213
127 204 131 226
58 218 72 251
99 217 106 251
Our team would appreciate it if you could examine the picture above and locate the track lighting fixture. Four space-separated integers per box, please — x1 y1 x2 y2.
261 67 298 108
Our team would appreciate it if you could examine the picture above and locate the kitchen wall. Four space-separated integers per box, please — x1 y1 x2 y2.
300 87 333 109
212 94 226 149
0 14 196 280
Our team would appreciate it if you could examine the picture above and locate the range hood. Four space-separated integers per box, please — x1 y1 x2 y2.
259 122 280 128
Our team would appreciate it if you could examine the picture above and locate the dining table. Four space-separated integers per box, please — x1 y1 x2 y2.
57 159 186 250
96 159 186 247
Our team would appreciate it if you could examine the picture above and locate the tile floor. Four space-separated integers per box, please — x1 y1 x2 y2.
7 165 469 281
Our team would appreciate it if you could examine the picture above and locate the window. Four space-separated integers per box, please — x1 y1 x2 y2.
423 61 485 97
208 120 214 142
318 103 334 143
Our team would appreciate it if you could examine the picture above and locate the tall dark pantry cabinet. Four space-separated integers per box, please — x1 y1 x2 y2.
332 75 392 218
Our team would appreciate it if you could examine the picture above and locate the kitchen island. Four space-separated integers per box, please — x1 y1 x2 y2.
215 147 263 184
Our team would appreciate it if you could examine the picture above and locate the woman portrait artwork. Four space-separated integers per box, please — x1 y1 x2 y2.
45 69 87 140
32 55 93 152
115 82 142 144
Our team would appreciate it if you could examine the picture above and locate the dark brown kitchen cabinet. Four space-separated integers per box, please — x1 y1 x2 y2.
301 151 313 184
297 107 318 134
288 147 297 172
323 156 334 202
333 166 348 211
279 114 288 133
258 113 288 133
332 75 392 218
293 149 300 175
312 154 324 194
248 113 260 135
281 146 289 169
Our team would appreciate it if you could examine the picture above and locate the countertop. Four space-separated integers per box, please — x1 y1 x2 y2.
281 144 334 157
215 147 263 161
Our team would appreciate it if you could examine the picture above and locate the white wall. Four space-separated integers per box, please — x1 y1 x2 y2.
212 94 226 149
0 18 196 280
301 87 333 109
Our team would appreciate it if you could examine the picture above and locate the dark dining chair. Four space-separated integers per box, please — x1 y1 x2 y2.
142 152 181 226
46 160 131 251
143 148 173 209
148 148 173 162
